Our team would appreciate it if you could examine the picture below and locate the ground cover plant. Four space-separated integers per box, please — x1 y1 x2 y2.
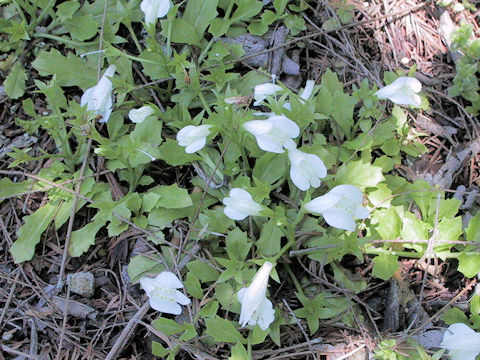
1 0 480 359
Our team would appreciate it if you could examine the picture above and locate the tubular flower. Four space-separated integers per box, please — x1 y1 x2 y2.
129 105 155 123
287 147 327 191
223 188 264 221
440 323 480 360
80 65 116 123
140 0 171 27
374 76 422 107
243 114 300 153
237 261 275 330
304 185 369 231
176 124 213 153
253 83 283 106
140 271 190 315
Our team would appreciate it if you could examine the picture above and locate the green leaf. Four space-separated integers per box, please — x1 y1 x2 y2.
183 0 219 37
157 139 201 165
441 307 469 325
186 260 220 282
372 254 399 281
372 207 401 240
0 178 34 198
226 228 251 261
230 0 263 23
152 341 169 357
179 323 197 341
63 15 98 41
465 212 480 242
199 300 219 318
163 18 201 45
56 1 81 21
205 318 245 343
334 160 385 189
256 220 283 256
152 317 184 335
331 90 356 136
253 152 287 185
4 62 27 99
10 201 59 263
69 213 108 257
229 342 248 360
126 255 165 283
32 49 97 89
457 253 480 278
185 272 203 299
153 184 193 209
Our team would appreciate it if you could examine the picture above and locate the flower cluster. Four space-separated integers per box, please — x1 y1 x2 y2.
140 262 276 331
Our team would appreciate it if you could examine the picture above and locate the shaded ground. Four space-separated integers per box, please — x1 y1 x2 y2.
1 0 480 359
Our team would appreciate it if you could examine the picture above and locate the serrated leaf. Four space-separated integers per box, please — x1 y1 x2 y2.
183 0 219 38
205 318 245 343
186 260 220 282
441 307 469 325
229 342 248 360
63 15 98 41
226 228 251 261
372 254 399 281
334 160 385 189
4 62 27 99
154 184 193 209
32 49 97 89
127 255 165 283
69 213 108 257
157 139 201 166
457 253 480 278
256 220 283 256
252 152 287 185
466 212 480 242
152 317 184 335
10 201 59 263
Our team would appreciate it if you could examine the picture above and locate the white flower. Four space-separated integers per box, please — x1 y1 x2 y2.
129 105 155 123
283 80 315 111
140 0 171 27
253 83 283 106
237 261 275 330
176 124 213 153
140 271 190 315
81 65 116 123
223 188 264 220
243 114 300 153
287 147 327 191
374 76 422 107
304 185 369 231
440 323 480 360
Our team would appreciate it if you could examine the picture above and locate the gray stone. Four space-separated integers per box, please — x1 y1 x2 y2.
67 272 95 298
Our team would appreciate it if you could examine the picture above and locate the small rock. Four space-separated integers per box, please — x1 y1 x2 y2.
67 272 95 298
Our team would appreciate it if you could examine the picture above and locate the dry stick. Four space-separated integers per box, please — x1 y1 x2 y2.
282 299 319 360
0 271 20 328
1 345 39 360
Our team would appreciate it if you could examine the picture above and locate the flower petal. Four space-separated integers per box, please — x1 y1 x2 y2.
290 165 310 191
224 206 248 220
149 298 182 314
175 290 191 305
154 271 184 289
139 277 156 293
156 0 171 17
305 153 327 178
243 120 273 136
354 206 369 219
229 188 254 200
268 115 300 138
185 137 206 153
255 135 285 153
299 80 315 100
322 207 356 231
256 298 275 330
330 185 363 204
304 192 340 214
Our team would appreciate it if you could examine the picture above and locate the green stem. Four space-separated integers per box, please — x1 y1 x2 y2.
197 37 215 65
284 263 304 295
29 0 56 31
197 91 213 116
126 22 143 53
33 32 98 47
247 331 252 360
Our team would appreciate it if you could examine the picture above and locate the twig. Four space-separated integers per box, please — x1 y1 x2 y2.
334 344 366 360
282 299 319 360
0 271 20 329
55 283 71 360
1 344 39 359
